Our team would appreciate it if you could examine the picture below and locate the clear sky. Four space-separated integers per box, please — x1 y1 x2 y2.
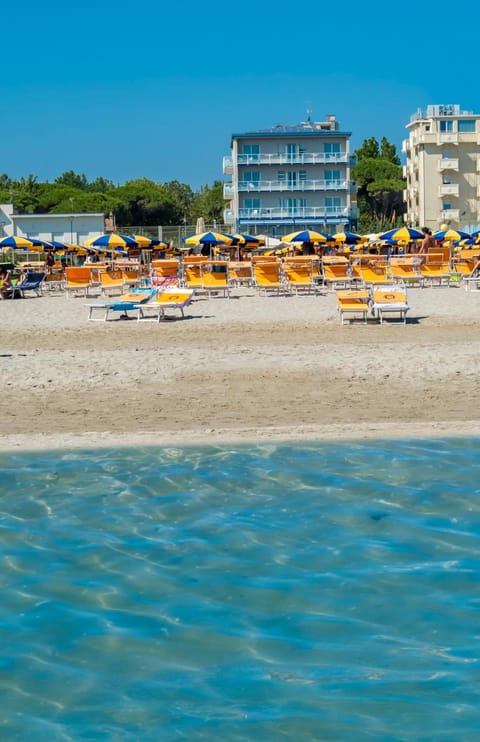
3 0 478 190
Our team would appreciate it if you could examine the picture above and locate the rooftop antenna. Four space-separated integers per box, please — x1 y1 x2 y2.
306 102 312 123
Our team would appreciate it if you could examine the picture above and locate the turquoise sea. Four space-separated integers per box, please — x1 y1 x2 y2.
1 438 480 741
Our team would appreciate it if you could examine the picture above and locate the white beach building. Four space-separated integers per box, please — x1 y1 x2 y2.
0 203 105 244
222 115 358 238
403 104 480 232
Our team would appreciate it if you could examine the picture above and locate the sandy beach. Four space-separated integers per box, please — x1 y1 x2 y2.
1 284 480 451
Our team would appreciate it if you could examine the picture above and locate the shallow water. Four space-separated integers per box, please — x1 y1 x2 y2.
1 439 479 740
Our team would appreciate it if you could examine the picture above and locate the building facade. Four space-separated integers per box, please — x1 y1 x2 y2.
403 104 480 232
0 204 106 244
222 115 358 237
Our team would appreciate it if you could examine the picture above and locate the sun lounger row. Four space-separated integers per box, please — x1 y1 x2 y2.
323 254 454 289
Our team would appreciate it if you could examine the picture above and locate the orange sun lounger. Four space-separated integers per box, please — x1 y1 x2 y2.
136 288 195 321
336 289 371 325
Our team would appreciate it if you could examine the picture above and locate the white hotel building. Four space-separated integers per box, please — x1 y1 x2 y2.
222 115 358 238
403 104 480 232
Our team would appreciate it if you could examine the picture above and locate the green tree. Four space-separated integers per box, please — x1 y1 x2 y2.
190 181 225 224
54 171 88 190
352 137 405 232
11 174 40 213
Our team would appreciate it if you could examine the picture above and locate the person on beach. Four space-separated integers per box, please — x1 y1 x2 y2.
45 252 55 273
419 228 435 254
0 268 12 299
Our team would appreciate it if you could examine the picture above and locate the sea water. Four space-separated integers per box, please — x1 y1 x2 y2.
1 438 479 741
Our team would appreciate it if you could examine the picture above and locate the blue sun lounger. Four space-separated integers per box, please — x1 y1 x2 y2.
86 288 157 321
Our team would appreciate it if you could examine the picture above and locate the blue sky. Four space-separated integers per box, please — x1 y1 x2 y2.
3 0 478 190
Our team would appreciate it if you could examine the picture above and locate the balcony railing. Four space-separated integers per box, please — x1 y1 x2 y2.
437 133 458 145
223 156 233 174
238 206 350 220
237 179 352 192
437 158 459 172
438 184 459 197
236 152 349 166
440 209 460 222
223 209 235 225
223 183 234 199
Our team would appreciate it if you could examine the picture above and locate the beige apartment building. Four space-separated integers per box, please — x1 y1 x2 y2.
403 104 480 232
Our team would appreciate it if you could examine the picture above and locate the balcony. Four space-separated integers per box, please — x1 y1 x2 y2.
437 157 459 172
223 209 234 225
440 209 460 223
237 179 351 193
223 156 233 174
437 133 458 145
238 206 350 221
223 183 234 199
236 152 349 166
438 183 459 197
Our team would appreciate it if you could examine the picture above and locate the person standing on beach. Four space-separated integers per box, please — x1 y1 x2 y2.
419 228 435 254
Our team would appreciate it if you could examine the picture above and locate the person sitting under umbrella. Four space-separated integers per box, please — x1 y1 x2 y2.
0 268 12 299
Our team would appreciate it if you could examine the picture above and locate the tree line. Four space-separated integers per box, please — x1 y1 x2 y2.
0 136 404 233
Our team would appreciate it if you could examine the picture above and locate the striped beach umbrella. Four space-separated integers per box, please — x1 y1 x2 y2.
0 235 36 250
231 233 265 246
84 233 138 249
332 230 365 244
184 231 233 246
378 227 424 242
128 234 169 248
282 229 330 243
434 228 471 242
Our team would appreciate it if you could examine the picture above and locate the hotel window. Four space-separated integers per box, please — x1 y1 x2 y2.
243 171 260 188
439 120 453 132
279 198 297 214
324 143 341 160
278 171 286 182
458 120 476 133
324 170 341 185
244 198 261 210
325 197 341 213
242 144 259 162
442 201 452 210
288 172 298 188
286 144 298 162
299 170 307 181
